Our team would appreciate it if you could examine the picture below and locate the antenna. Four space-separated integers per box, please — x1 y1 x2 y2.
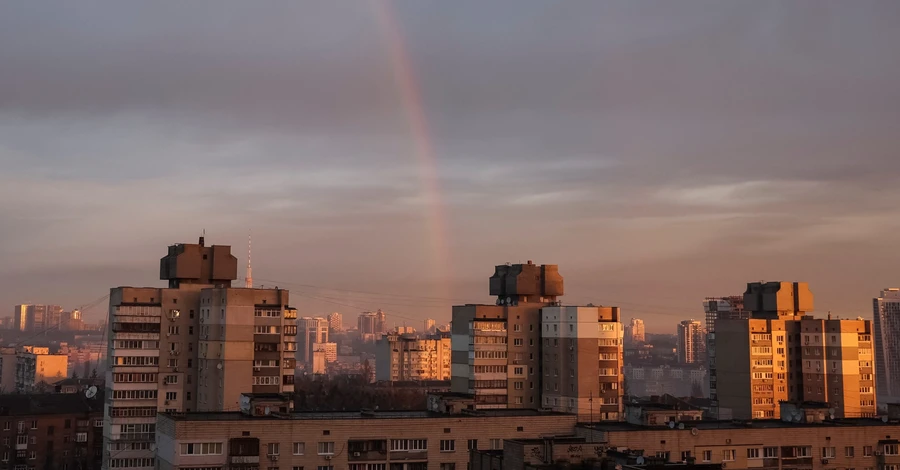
245 232 253 289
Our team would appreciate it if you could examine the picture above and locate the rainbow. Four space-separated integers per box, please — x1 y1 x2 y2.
371 0 452 298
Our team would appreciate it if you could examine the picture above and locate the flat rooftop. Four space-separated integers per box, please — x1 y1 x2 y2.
582 418 898 432
164 409 573 422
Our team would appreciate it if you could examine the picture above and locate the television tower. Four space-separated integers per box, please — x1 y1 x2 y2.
245 233 253 288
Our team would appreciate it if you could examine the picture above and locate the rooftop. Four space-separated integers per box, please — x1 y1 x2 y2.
582 417 898 432
0 392 104 416
164 408 572 422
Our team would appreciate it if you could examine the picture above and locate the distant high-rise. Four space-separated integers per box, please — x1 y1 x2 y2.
327 312 343 332
298 317 329 365
358 310 387 341
12 305 28 332
874 288 900 405
713 281 875 420
676 320 705 364
424 318 436 333
625 318 645 344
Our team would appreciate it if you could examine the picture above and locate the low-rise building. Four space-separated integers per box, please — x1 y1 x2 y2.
15 345 68 392
156 393 577 470
0 391 104 470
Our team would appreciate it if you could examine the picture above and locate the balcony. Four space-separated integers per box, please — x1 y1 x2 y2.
348 440 388 461
229 456 260 465
115 306 163 317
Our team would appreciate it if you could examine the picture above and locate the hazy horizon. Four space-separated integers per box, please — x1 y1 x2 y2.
2 1 899 332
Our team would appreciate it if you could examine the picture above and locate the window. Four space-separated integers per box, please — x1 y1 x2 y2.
29 421 37 430
317 442 335 455
490 439 502 450
763 447 778 458
846 446 855 457
267 443 279 456
293 442 305 455
75 433 88 443
885 444 900 456
440 464 456 470
440 440 455 452
863 446 873 456
467 440 477 450
390 439 427 452
165 392 177 401
28 451 36 460
722 449 735 461
180 443 223 456
747 448 760 459
317 467 333 470
513 338 523 346
822 447 835 458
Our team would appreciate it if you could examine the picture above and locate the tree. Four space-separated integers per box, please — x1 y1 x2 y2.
72 371 80 380
90 368 98 379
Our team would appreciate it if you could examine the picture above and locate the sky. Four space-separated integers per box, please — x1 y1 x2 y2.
1 1 899 332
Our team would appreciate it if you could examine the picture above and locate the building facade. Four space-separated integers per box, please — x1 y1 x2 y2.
327 312 343 332
541 305 624 420
376 333 452 382
676 320 705 364
155 394 577 470
298 316 329 365
103 237 296 470
874 288 900 406
0 392 105 470
713 281 876 420
15 345 68 392
624 318 645 345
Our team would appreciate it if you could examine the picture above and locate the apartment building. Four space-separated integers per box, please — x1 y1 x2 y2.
624 318 645 345
451 262 564 410
676 320 705 364
703 295 747 334
579 405 900 470
541 305 623 420
104 237 296 470
713 281 876 420
15 345 68 392
450 261 625 420
376 333 452 382
327 312 343 332
155 393 578 470
298 316 329 365
874 288 900 406
12 304 63 332
0 392 105 470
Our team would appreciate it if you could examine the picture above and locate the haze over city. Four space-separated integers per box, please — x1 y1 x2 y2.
2 1 900 331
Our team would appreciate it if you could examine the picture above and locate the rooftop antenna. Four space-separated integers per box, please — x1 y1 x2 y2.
245 232 253 288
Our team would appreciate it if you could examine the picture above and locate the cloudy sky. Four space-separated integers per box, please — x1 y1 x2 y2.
1 1 898 331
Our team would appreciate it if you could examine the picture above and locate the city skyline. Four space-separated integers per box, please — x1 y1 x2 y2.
2 1 900 330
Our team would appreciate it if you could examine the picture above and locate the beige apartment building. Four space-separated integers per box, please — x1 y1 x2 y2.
541 305 623 421
155 393 578 470
104 237 296 470
676 319 705 364
298 316 329 365
376 333 452 382
713 281 876 420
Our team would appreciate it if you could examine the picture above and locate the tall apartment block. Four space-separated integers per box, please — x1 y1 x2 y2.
624 318 645 345
104 237 296 470
676 320 706 364
297 316 328 365
451 261 624 420
713 281 876 420
13 304 63 332
703 295 747 334
874 288 900 406
358 310 387 341
541 305 623 420
376 333 451 381
327 311 343 332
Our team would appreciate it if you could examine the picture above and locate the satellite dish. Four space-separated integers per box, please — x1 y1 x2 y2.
828 408 836 415
690 427 699 436
264 406 271 415
216 363 223 370
635 456 645 465
505 297 512 305
678 423 685 430
883 416 889 423
170 309 180 320
85 386 98 399
668 421 676 429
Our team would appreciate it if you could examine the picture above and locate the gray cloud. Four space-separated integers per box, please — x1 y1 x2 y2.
1 0 899 329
